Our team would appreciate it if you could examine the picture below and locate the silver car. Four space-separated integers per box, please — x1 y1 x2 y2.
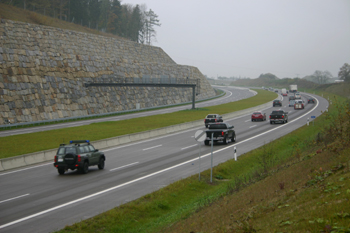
289 100 296 107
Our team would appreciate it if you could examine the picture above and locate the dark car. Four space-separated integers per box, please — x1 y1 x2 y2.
308 98 316 103
54 140 105 175
251 111 266 121
205 122 236 145
289 95 296 100
273 100 282 107
204 114 223 128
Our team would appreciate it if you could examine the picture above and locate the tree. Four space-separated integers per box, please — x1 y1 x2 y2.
142 8 161 45
258 73 279 80
98 0 111 31
338 63 350 82
107 0 122 34
312 70 333 84
70 0 88 25
129 5 142 42
88 0 100 29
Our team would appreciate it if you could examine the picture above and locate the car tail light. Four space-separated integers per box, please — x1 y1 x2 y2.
215 119 217 122
282 115 284 118
54 156 57 163
77 155 81 162
222 132 224 136
269 115 271 119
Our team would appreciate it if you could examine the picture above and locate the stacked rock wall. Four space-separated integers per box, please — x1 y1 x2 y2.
0 20 215 125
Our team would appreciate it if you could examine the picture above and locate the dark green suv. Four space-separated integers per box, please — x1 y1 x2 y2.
54 140 105 175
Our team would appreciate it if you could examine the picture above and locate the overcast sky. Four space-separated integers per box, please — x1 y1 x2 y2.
121 0 350 79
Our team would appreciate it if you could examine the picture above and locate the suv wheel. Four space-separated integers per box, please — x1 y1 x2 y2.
232 134 236 142
223 136 228 144
98 158 105 170
81 161 89 174
58 168 65 175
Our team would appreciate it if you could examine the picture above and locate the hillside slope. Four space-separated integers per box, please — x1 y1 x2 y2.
0 3 125 40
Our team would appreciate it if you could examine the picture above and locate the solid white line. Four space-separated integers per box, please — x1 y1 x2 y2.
109 162 139 171
0 194 30 204
245 119 251 122
249 125 257 128
181 144 197 150
0 163 51 176
143 145 162 151
0 96 322 230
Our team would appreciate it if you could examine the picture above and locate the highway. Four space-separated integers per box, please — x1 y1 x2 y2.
0 88 329 232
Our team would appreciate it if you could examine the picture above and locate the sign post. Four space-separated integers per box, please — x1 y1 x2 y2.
311 116 316 126
194 130 206 181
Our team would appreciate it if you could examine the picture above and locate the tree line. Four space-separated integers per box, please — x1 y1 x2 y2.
2 0 160 45
210 63 350 84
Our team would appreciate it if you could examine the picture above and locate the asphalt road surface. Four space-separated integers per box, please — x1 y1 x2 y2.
0 90 329 232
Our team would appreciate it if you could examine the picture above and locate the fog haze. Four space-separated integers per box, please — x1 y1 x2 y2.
121 0 350 79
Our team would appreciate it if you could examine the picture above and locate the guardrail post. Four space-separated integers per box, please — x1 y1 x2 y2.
234 146 237 161
307 118 309 126
210 133 213 183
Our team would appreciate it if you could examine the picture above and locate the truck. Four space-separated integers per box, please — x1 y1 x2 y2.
204 122 236 145
289 85 297 93
269 110 288 124
204 114 223 128
281 88 287 96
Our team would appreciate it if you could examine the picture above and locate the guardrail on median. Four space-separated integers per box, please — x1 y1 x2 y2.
0 101 272 172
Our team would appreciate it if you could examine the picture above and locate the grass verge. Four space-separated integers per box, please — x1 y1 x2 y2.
0 89 276 159
56 91 349 232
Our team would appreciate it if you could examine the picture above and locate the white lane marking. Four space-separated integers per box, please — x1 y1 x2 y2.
0 163 51 176
0 194 30 204
249 125 257 128
143 145 162 151
181 144 197 150
0 96 321 230
110 162 139 171
245 119 251 122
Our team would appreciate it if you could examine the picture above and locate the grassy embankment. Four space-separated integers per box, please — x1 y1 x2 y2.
55 88 350 233
0 89 276 159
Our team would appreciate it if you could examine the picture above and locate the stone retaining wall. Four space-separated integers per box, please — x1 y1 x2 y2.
0 19 215 124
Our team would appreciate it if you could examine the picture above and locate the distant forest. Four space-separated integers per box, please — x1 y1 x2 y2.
2 0 160 44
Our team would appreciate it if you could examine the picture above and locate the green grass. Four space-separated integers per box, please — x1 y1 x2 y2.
55 90 350 233
0 89 277 159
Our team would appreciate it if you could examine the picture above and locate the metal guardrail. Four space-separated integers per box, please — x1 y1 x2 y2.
0 88 225 130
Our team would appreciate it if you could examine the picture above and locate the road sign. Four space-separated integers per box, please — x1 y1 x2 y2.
195 130 206 142
311 116 316 119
